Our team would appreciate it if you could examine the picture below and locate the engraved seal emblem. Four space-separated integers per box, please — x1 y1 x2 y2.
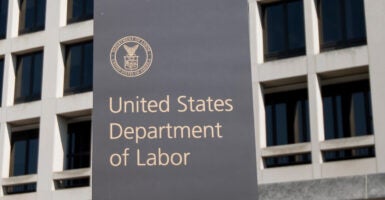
110 36 153 77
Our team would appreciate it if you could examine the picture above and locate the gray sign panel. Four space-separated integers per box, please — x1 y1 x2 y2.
93 0 258 199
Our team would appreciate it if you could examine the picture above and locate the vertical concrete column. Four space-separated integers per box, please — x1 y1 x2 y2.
249 0 265 182
364 0 385 172
303 0 323 178
0 124 11 197
36 0 66 199
2 53 15 108
7 0 20 38
252 83 266 182
2 0 18 107
307 73 325 178
0 53 15 197
0 0 17 195
303 0 320 56
253 0 264 64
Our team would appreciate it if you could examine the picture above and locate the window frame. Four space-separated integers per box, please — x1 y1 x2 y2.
4 183 37 195
64 41 93 95
264 88 310 147
322 146 375 162
67 0 93 24
65 120 91 170
9 129 39 177
18 0 46 34
264 153 312 168
14 51 44 104
322 79 373 140
261 0 306 61
317 0 367 51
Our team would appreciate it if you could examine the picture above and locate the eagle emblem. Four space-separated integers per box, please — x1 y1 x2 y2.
123 44 140 70
110 36 153 78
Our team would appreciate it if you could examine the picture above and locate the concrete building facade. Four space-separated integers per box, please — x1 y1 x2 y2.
0 0 384 199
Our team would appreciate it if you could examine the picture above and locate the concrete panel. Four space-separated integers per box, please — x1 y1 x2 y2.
261 165 313 184
259 56 307 82
259 176 366 200
11 33 46 53
316 46 369 73
367 174 385 199
52 188 91 200
56 92 92 114
59 21 93 43
2 193 37 200
6 101 42 122
321 158 377 178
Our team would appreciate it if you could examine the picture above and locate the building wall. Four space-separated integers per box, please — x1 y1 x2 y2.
250 0 385 186
0 0 384 199
0 0 92 199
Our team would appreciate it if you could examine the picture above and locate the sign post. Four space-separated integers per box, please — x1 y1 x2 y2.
93 0 258 199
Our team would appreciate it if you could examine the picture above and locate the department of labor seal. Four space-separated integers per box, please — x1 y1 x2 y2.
110 36 153 77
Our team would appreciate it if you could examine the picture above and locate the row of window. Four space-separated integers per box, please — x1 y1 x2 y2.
262 0 367 60
5 120 91 194
264 79 374 167
0 40 93 105
265 146 375 168
4 78 374 179
0 0 93 39
266 79 373 147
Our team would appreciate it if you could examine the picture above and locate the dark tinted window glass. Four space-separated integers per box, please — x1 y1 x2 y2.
4 183 36 195
319 0 366 50
65 41 93 94
19 0 46 34
55 177 90 189
66 121 91 169
265 4 285 54
36 0 46 28
264 153 311 168
32 53 43 96
265 89 310 146
345 0 366 40
322 80 373 140
15 51 43 103
67 0 94 23
287 1 305 50
10 129 39 176
323 146 375 162
0 0 8 39
263 0 305 60
0 59 4 106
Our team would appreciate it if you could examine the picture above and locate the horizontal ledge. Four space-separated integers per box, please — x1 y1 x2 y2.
52 168 91 180
261 143 312 157
320 135 375 151
2 174 38 186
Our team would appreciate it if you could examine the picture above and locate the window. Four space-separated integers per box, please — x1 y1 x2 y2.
67 0 93 23
15 51 43 103
64 41 93 94
3 183 37 195
19 0 46 34
323 146 375 162
0 58 4 106
264 153 311 168
265 89 310 146
262 0 305 60
10 129 39 176
0 0 8 39
66 121 91 170
322 80 373 140
55 177 90 189
318 0 366 50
